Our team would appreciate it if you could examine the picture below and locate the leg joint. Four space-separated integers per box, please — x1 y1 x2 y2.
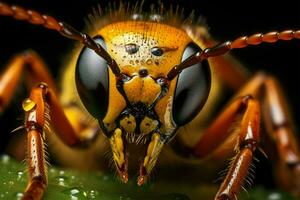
26 123 43 134
32 175 47 186
240 139 258 152
239 95 254 112
36 82 49 96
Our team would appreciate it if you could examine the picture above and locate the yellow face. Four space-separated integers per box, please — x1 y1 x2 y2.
96 21 192 183
99 21 191 131
76 20 209 185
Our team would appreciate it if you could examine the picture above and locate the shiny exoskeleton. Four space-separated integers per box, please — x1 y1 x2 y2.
0 1 299 200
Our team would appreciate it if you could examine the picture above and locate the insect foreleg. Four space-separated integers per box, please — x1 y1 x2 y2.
22 82 99 199
192 95 260 200
192 73 300 198
0 51 57 110
23 128 47 200
263 77 300 196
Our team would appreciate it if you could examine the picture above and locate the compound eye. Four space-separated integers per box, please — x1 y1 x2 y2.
172 43 211 126
75 36 109 119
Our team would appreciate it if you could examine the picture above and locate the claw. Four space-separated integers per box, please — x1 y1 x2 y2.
110 129 164 185
137 175 147 186
120 170 128 183
109 128 128 182
137 133 164 186
137 165 148 186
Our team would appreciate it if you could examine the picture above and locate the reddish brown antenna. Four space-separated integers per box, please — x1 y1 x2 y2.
0 2 121 76
167 30 300 80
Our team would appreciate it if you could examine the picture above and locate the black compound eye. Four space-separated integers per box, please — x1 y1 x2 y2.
75 36 109 119
172 43 211 126
151 47 164 56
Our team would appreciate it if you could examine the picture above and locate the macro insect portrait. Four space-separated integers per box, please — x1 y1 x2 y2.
0 0 299 200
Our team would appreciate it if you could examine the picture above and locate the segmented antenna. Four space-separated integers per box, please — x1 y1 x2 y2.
0 2 121 76
0 2 299 81
167 30 300 80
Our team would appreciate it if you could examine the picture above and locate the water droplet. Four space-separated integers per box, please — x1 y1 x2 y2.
49 168 57 175
268 192 281 200
59 170 65 175
119 196 132 200
55 175 68 186
17 171 23 180
101 175 109 181
63 187 87 200
69 175 77 185
1 155 10 164
22 98 36 112
89 190 99 199
8 181 14 186
15 192 24 200
70 188 79 195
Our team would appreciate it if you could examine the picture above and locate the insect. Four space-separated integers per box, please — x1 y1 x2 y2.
0 0 299 200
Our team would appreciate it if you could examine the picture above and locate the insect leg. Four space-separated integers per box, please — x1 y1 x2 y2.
22 84 50 200
0 49 101 198
22 82 99 199
31 83 98 147
216 96 260 200
228 74 300 195
263 77 300 196
0 50 57 111
193 95 260 200
189 73 264 199
190 73 300 198
23 129 47 200
0 51 98 146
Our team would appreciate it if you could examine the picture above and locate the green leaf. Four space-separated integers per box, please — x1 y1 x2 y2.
0 155 295 200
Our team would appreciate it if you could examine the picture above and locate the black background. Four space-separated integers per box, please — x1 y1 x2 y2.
0 0 299 191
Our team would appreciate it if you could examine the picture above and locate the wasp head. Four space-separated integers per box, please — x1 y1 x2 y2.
75 21 211 185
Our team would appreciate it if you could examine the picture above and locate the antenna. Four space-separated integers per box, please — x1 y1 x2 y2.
167 30 300 80
0 2 121 76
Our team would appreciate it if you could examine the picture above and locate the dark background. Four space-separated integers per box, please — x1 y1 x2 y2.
0 0 299 191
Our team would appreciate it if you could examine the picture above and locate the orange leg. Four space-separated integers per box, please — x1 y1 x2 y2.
0 52 99 199
0 50 57 110
0 51 98 146
21 83 99 200
23 129 47 200
263 77 300 196
189 73 300 199
21 84 50 200
234 74 300 195
192 73 265 159
193 95 260 200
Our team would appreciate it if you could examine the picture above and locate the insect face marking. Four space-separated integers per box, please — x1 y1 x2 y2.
151 47 164 56
75 16 211 185
125 43 139 55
